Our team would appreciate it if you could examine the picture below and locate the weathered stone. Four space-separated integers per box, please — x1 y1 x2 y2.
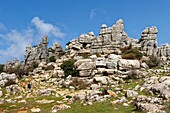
139 26 158 56
134 95 165 113
0 91 3 97
90 84 100 90
77 62 95 70
126 90 138 98
40 89 52 96
96 57 106 67
23 36 49 70
51 104 71 112
31 107 41 113
0 73 17 87
106 61 117 69
118 59 140 70
158 43 170 59
74 59 92 68
142 76 170 99
93 76 108 85
48 42 64 58
79 70 93 77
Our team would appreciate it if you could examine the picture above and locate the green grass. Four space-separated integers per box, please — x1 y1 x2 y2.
57 99 144 113
0 95 63 113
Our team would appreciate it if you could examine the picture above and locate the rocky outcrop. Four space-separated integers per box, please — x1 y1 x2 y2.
66 19 138 56
4 58 20 73
134 95 165 113
158 43 170 60
141 76 170 99
139 26 158 56
24 36 49 67
118 59 140 71
0 73 17 87
91 19 130 54
48 42 64 59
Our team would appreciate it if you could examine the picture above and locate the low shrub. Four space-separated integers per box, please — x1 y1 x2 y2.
61 59 78 78
121 45 143 60
49 56 56 62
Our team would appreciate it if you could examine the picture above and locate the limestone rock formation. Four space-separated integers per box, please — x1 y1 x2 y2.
158 43 170 60
0 73 17 87
48 42 64 59
4 58 20 74
139 26 158 56
24 36 49 67
66 19 139 56
118 59 140 71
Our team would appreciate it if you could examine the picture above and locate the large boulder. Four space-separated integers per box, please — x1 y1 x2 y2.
134 95 165 113
74 59 92 68
126 90 138 98
96 57 106 67
118 59 140 70
75 59 95 77
77 62 95 70
0 91 3 97
0 73 17 87
93 76 108 85
142 76 170 100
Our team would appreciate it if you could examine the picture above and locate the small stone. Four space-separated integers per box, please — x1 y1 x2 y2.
31 107 41 113
123 103 129 107
87 101 93 105
107 90 117 97
0 91 3 97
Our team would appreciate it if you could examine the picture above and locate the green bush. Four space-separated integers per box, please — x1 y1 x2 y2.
49 56 56 62
0 64 4 73
61 59 78 78
121 45 143 60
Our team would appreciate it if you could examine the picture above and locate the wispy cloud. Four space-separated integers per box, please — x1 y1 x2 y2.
0 16 66 63
0 23 7 31
89 8 108 21
31 16 65 38
0 28 34 62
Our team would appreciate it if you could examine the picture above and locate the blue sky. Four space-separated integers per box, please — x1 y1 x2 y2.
0 0 170 63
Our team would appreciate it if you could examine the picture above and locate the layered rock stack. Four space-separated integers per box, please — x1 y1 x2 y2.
4 58 20 73
158 43 170 60
139 26 158 56
48 42 64 59
91 19 132 54
66 19 139 57
24 36 49 67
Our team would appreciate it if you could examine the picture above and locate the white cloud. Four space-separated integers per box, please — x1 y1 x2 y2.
89 8 108 21
0 16 66 63
0 23 7 31
31 16 65 38
89 9 97 20
0 28 33 63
